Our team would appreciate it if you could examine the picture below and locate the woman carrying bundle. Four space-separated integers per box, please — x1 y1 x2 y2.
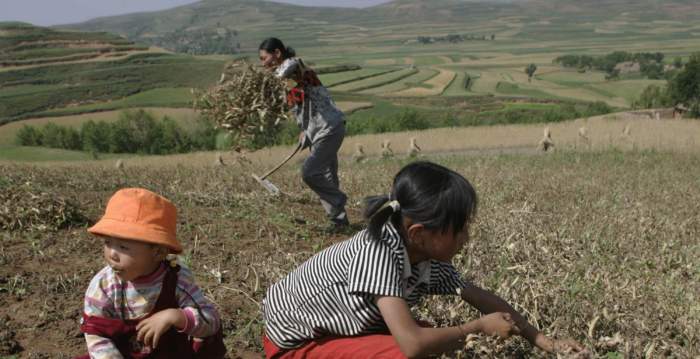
259 37 349 226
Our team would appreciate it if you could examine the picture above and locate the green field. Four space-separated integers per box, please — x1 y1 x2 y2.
357 69 439 95
329 68 417 92
320 68 395 87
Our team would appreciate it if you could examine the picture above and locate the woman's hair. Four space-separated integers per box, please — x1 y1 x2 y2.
258 37 295 59
364 161 478 240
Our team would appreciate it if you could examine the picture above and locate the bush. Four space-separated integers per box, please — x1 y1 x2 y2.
14 124 44 146
392 108 429 131
346 115 392 136
13 109 219 155
584 101 613 117
440 112 461 127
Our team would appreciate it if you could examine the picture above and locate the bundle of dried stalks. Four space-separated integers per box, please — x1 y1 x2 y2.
195 62 290 153
0 183 86 231
353 143 366 163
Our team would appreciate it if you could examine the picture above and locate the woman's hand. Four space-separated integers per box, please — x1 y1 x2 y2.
298 131 305 143
136 309 186 348
535 334 583 354
476 312 521 340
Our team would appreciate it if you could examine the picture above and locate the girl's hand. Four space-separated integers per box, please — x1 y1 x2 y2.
298 131 305 143
476 312 520 340
535 334 583 354
136 309 186 348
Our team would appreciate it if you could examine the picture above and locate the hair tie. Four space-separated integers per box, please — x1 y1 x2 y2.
388 200 400 212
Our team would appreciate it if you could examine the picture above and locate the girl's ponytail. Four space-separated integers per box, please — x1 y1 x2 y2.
364 195 403 240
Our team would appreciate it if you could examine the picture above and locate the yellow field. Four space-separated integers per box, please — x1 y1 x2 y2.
18 113 698 169
382 69 456 96
364 58 396 65
334 101 374 113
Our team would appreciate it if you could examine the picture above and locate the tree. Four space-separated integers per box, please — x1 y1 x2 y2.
491 34 495 41
525 63 537 82
605 70 620 81
637 84 667 109
647 68 660 80
666 53 700 112
674 56 683 68
14 124 43 146
417 36 431 44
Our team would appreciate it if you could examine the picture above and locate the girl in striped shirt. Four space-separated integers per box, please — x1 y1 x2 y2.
263 161 582 358
76 188 225 359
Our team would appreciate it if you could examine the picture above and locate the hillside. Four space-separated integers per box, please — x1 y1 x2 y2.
0 22 225 123
54 0 700 53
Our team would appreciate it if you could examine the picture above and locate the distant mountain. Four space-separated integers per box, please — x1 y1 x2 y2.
54 0 700 53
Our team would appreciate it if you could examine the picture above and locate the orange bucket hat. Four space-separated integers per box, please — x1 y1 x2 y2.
88 188 183 254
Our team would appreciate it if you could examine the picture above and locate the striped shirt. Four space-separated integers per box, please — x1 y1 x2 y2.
83 262 221 358
263 223 467 349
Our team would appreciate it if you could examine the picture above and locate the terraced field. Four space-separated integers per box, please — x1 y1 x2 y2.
329 68 415 92
383 69 456 97
319 68 394 87
357 69 439 95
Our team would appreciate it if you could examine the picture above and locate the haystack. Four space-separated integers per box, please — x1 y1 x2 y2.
353 143 366 163
381 140 394 158
213 153 225 167
621 124 631 139
195 62 290 153
0 184 86 231
538 127 554 152
579 127 589 142
408 137 421 157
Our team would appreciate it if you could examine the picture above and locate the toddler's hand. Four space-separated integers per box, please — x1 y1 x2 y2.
476 312 521 340
136 309 186 348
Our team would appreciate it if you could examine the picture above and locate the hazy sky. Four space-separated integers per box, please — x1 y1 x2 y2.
1 0 393 27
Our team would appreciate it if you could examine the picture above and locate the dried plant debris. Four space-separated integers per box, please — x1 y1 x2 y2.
0 180 86 232
195 61 290 153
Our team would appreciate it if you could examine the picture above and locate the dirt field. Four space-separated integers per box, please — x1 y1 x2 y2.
1 148 699 358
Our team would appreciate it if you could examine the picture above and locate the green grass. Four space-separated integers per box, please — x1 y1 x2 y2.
441 71 483 97
585 79 667 102
320 68 395 87
412 56 445 66
30 88 195 118
496 82 585 102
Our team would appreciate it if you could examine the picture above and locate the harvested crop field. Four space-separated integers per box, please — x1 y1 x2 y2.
1 147 699 358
